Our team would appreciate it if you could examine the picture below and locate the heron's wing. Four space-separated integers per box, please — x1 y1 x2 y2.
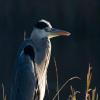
10 40 39 100
11 55 36 100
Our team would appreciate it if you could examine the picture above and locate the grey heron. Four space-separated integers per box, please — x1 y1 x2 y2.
10 19 71 100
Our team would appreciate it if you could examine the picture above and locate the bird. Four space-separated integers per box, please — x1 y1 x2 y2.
10 19 71 100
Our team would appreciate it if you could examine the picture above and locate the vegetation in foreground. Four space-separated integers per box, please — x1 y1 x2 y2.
2 65 98 100
67 66 98 100
52 64 98 100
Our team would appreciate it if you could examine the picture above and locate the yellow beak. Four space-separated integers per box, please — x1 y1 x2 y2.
48 28 71 38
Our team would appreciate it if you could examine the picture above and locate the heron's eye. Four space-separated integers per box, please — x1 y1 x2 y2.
45 27 51 32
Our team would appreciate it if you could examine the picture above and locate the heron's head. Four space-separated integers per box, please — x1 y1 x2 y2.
31 19 71 40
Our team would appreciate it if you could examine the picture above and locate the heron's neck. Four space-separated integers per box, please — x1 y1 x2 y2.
30 29 47 42
31 37 51 64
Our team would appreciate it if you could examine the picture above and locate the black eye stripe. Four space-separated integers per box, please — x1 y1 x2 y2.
35 22 49 29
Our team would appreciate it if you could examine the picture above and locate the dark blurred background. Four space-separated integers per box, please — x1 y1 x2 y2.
0 0 100 100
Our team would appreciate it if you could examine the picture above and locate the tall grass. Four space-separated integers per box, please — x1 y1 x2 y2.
2 83 6 100
85 65 98 100
68 86 80 100
52 64 98 100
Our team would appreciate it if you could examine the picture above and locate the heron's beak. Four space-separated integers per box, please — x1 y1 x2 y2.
48 28 71 39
